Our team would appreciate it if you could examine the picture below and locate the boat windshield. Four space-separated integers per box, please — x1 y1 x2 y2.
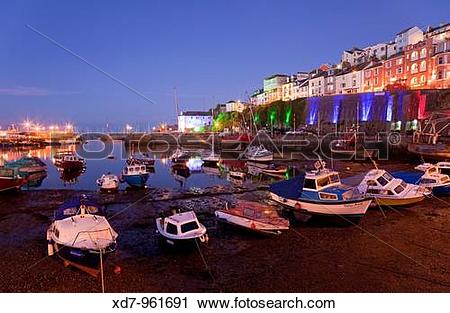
376 172 393 186
181 221 199 233
316 173 340 189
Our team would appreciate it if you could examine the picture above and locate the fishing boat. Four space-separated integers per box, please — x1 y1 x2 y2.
269 161 372 222
121 164 149 188
46 196 118 270
156 210 208 246
407 112 450 160
215 200 289 235
53 152 85 170
0 167 25 192
126 154 155 167
245 145 273 162
170 148 191 163
400 163 450 196
357 169 430 206
96 173 120 192
5 156 47 177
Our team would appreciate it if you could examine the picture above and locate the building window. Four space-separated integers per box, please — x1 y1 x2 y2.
375 77 379 85
438 70 443 80
365 70 371 78
397 67 403 74
374 68 379 75
396 58 403 65
385 61 391 68
411 77 418 85
420 60 426 72
438 56 444 65
420 75 426 83
420 48 427 58
411 63 418 74
387 69 391 76
411 51 418 61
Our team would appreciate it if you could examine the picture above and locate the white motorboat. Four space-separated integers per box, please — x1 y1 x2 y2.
357 169 430 206
96 173 120 192
215 200 289 235
46 196 118 269
156 210 208 246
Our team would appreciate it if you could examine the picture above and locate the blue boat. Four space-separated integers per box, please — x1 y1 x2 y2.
394 162 450 196
269 161 372 223
121 164 149 188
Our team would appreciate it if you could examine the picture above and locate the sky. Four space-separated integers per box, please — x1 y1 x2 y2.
0 0 449 130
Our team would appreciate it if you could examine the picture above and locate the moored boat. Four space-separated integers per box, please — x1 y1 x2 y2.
96 173 120 192
357 169 430 206
245 145 273 162
156 210 208 247
261 164 288 177
5 156 47 177
413 163 450 195
0 167 25 192
269 161 372 222
121 164 149 188
46 195 118 270
215 200 289 235
53 152 85 170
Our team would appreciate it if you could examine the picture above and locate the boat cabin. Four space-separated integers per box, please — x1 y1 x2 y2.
359 170 409 196
303 170 341 191
437 162 450 176
162 211 201 236
123 165 147 175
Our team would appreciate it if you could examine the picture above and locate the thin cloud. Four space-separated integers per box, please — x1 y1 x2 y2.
0 86 79 96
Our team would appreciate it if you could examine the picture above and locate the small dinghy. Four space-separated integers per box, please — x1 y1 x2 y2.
97 173 120 192
215 200 289 235
53 152 85 170
46 196 118 272
156 210 208 247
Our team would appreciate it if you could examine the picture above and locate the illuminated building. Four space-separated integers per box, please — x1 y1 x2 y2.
177 111 212 133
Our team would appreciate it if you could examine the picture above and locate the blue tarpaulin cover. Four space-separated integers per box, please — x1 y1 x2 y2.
392 170 422 185
269 172 306 200
54 196 104 220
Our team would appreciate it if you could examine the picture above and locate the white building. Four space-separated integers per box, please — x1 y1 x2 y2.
334 63 368 94
363 42 389 60
225 100 247 113
178 111 212 133
393 26 423 54
341 47 366 66
308 73 325 97
295 79 309 98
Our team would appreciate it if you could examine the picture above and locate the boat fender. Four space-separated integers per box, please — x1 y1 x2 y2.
250 222 256 229
199 234 209 243
295 203 301 210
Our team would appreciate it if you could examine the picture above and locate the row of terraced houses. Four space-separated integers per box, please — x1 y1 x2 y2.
250 23 450 106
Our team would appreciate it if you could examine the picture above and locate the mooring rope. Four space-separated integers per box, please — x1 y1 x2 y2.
194 239 222 293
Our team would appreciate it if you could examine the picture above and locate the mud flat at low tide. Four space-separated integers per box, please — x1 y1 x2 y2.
0 174 449 292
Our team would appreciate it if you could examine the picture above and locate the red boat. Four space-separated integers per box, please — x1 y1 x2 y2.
53 152 85 170
220 133 252 145
0 167 25 192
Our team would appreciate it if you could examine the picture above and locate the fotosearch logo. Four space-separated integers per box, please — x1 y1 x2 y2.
75 131 401 161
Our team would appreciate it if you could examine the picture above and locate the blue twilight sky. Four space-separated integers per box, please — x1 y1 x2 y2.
0 0 448 130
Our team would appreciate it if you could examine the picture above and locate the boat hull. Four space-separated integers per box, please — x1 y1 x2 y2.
431 184 450 196
373 195 426 206
0 177 25 192
53 242 115 269
215 211 288 235
269 192 371 222
123 173 149 188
